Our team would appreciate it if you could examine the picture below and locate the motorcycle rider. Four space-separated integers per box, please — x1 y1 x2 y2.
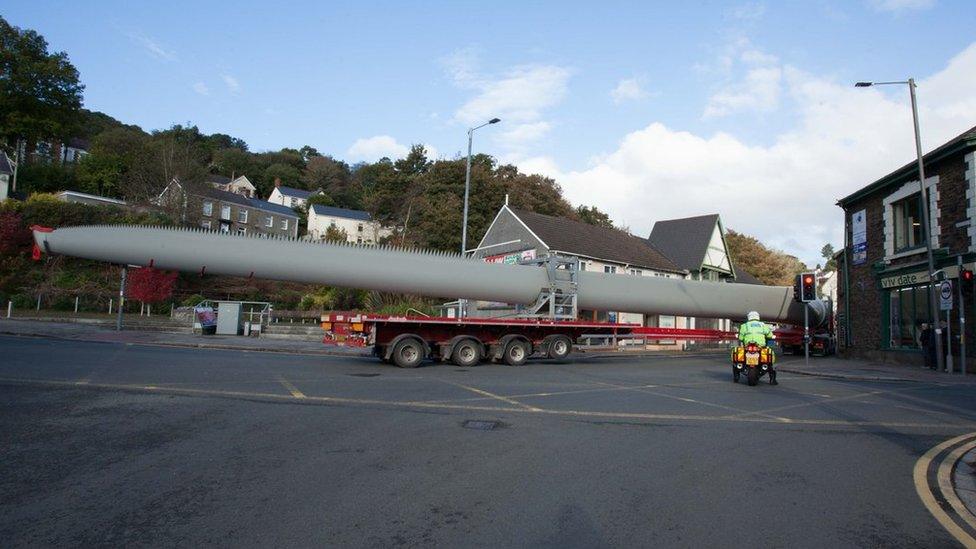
738 311 777 385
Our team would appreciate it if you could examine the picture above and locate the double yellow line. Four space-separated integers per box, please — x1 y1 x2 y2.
914 432 976 547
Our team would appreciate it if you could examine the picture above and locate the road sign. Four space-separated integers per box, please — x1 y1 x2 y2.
940 280 953 311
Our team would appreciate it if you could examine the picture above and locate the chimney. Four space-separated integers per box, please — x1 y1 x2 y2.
274 177 281 188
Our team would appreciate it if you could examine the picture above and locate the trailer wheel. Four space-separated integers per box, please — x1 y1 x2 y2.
451 338 482 367
546 335 573 360
503 339 529 366
392 338 424 368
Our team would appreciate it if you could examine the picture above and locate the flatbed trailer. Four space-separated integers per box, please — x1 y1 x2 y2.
321 312 641 368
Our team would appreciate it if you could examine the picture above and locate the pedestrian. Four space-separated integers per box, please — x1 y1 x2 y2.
940 320 950 372
919 322 935 370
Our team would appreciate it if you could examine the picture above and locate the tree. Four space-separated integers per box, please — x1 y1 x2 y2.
324 224 349 243
75 126 148 198
821 243 837 271
726 229 808 286
299 145 320 161
127 267 177 303
302 156 351 196
575 205 614 228
0 16 84 146
307 193 336 208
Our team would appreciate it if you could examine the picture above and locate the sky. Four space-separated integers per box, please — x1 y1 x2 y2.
5 0 976 265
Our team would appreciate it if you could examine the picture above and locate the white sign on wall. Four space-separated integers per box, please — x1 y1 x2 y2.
851 209 867 265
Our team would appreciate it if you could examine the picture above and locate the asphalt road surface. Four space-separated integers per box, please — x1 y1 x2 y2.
2 335 975 547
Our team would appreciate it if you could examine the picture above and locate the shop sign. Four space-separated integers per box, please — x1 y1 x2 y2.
851 210 867 265
485 249 536 265
879 266 961 289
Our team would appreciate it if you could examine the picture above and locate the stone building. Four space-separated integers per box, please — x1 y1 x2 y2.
836 124 976 364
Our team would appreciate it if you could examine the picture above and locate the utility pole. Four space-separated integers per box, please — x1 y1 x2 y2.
116 266 127 331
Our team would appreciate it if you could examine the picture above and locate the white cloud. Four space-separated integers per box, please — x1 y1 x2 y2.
610 78 648 103
347 135 409 162
127 32 177 61
518 42 976 266
868 0 936 13
221 74 240 92
444 51 571 151
192 82 210 96
703 45 783 118
729 2 766 20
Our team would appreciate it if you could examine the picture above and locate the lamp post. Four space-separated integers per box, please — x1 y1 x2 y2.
856 78 944 372
458 117 500 320
461 117 501 255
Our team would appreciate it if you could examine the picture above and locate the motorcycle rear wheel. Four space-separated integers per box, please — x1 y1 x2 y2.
747 368 759 386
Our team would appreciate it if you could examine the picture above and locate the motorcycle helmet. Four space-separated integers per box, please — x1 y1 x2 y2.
747 311 760 321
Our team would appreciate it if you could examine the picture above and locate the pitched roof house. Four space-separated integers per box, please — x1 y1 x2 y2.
307 204 391 244
648 214 736 282
157 178 300 238
206 174 257 198
267 179 322 209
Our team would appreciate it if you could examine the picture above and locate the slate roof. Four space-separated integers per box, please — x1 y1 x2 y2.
276 185 316 199
309 204 372 221
205 174 233 186
0 151 13 175
195 185 298 217
647 214 721 272
732 267 764 285
509 208 683 273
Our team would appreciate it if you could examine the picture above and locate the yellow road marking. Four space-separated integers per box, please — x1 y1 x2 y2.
938 439 976 533
437 380 542 411
277 376 306 399
5 376 973 430
913 432 976 548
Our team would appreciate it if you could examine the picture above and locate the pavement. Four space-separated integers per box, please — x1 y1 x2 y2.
0 318 369 357
3 334 976 547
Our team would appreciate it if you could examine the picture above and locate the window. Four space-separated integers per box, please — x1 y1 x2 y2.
604 265 617 274
238 209 248 223
892 194 924 252
357 237 363 244
888 284 932 349
220 205 231 220
220 223 229 233
201 220 211 230
202 201 213 217
629 269 643 276
265 216 274 228
358 224 364 232
281 219 289 231
237 227 247 236
579 261 588 272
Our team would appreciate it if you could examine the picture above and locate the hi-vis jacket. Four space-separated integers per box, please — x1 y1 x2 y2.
738 319 774 346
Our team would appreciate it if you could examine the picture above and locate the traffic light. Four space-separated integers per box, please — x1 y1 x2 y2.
962 268 974 283
794 272 817 303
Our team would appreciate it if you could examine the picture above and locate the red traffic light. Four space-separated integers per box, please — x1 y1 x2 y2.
803 275 814 285
963 269 974 282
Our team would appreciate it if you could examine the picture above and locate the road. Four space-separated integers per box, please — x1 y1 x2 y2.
1 335 975 547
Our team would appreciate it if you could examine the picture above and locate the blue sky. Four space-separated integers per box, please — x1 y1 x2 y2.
6 0 976 264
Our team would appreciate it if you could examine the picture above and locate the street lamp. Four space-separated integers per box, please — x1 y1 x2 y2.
461 117 501 255
458 117 500 320
856 78 945 372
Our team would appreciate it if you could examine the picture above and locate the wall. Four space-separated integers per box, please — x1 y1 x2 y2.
307 213 386 244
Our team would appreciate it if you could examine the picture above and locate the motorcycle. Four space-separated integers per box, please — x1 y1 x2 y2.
731 342 776 386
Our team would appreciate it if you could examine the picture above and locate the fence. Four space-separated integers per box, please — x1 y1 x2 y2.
4 294 181 319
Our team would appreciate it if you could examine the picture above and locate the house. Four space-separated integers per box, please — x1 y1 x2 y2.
207 174 257 198
56 190 126 208
648 214 736 282
267 179 322 209
307 204 391 244
157 178 300 238
836 124 976 364
29 138 89 164
472 205 687 325
648 213 747 331
0 151 13 202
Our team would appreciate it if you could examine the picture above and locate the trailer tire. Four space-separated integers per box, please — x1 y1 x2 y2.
392 337 425 368
546 335 573 360
451 338 482 367
503 339 530 366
